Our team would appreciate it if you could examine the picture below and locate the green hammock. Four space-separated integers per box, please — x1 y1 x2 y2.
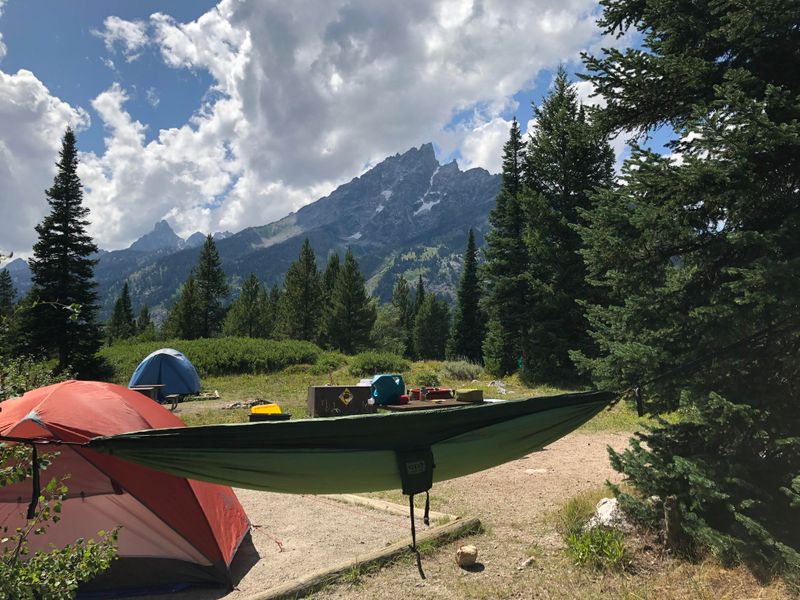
89 391 616 495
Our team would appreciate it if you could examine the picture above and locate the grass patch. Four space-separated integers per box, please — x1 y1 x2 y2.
567 525 626 570
181 408 250 426
558 487 614 537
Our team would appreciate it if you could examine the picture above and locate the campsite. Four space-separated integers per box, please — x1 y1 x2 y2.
0 0 798 598
0 347 793 598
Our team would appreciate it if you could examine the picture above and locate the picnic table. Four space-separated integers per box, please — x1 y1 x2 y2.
129 384 165 402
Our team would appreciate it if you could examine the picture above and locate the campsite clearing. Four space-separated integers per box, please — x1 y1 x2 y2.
141 428 792 599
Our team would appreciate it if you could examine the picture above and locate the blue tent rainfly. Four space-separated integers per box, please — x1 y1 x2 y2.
129 348 201 402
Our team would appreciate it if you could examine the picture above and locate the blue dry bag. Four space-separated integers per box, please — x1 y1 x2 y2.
371 374 405 406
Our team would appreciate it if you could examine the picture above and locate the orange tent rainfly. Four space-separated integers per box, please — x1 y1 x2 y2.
0 380 250 595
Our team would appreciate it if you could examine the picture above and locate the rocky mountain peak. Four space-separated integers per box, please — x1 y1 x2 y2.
129 220 183 253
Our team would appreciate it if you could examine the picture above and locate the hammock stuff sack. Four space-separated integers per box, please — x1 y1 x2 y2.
88 391 616 495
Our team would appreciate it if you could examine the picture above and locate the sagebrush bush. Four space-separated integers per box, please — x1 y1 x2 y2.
348 351 409 377
100 337 321 381
441 360 482 381
413 369 441 387
310 351 348 375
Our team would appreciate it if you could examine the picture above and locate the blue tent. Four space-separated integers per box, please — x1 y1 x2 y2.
129 348 201 402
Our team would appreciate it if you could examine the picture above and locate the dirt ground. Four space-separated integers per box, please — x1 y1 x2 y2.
145 430 631 599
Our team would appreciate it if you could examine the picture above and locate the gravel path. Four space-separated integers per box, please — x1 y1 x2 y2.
143 430 631 599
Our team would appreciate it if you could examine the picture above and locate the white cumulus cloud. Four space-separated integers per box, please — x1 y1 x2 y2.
92 16 149 62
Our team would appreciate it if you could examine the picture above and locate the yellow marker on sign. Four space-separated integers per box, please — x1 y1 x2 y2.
338 388 353 405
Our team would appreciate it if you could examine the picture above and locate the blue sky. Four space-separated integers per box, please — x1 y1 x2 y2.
1 0 216 154
0 0 668 259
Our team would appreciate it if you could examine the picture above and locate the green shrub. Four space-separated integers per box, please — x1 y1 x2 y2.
441 360 482 381
414 369 441 387
566 526 626 570
348 351 409 377
100 337 321 382
310 351 348 375
0 356 72 401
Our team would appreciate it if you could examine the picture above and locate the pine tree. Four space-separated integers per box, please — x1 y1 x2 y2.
277 239 322 341
136 305 155 340
0 269 16 356
447 229 483 362
194 235 229 338
26 128 102 374
370 303 407 356
522 68 614 383
414 275 425 315
413 295 450 360
165 275 201 340
107 282 135 342
223 273 263 337
136 306 152 332
319 253 341 347
323 248 376 354
322 253 340 300
481 121 529 375
578 0 800 574
262 284 281 338
391 274 415 358
0 270 15 319
501 117 525 197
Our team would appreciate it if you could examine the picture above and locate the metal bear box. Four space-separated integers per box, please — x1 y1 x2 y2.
306 385 375 418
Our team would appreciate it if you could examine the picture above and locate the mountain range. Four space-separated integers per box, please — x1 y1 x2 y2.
5 143 500 321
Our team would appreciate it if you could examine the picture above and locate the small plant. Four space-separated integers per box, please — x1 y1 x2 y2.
414 369 441 387
566 526 626 570
441 360 482 381
348 351 409 377
0 444 119 598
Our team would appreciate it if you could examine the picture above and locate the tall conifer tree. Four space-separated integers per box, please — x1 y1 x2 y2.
447 229 483 362
165 275 201 340
391 274 415 358
323 248 376 353
223 273 263 337
278 239 322 341
523 69 614 383
414 275 425 315
27 128 102 374
579 0 800 572
136 306 151 332
482 120 529 375
413 295 450 360
0 270 15 319
194 235 228 338
319 253 341 347
107 281 135 342
0 269 16 355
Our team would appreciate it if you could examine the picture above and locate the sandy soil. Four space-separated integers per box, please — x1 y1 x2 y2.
144 430 631 599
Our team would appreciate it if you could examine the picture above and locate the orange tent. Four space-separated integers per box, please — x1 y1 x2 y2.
0 380 250 595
